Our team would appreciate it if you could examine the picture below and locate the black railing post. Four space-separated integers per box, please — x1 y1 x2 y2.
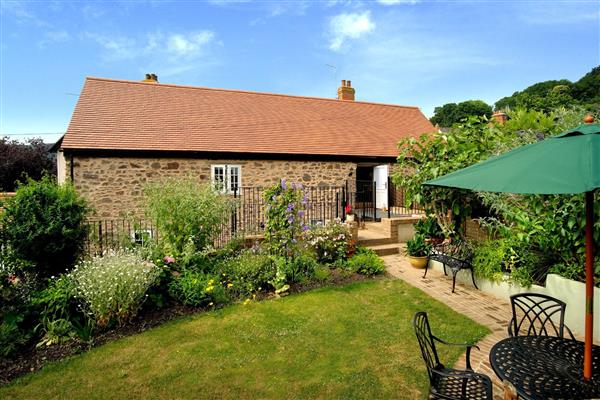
98 221 103 254
342 185 347 220
231 187 238 236
387 176 392 219
372 181 377 222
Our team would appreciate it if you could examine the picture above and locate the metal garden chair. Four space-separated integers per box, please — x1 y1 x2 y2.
413 312 493 400
508 293 575 339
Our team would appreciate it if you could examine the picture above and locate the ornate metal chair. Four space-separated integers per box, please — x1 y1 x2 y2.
413 312 493 400
508 293 575 339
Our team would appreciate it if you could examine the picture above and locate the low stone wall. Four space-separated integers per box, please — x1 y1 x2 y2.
429 260 600 340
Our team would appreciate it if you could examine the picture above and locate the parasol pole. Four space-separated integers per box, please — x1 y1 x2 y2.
584 190 594 379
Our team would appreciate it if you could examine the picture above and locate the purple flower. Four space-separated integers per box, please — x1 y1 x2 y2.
297 183 303 190
288 216 295 224
286 203 295 212
298 210 305 218
302 224 310 232
272 195 277 201
302 195 308 205
281 179 287 190
291 182 296 190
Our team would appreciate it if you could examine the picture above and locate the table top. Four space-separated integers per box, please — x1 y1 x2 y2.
489 336 600 400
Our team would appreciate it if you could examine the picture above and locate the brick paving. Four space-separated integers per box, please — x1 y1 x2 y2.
382 253 510 399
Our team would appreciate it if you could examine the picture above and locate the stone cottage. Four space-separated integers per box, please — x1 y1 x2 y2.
55 75 435 218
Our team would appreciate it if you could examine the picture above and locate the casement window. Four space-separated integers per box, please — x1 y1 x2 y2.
211 164 242 194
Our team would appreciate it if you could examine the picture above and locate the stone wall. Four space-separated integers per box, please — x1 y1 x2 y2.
67 155 356 219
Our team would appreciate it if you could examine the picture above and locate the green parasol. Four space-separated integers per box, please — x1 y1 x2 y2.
425 115 599 379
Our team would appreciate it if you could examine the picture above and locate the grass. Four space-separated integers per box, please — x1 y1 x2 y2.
1 279 489 400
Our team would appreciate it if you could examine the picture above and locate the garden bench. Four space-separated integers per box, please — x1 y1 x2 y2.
425 240 478 293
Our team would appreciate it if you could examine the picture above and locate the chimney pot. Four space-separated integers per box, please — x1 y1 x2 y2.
492 111 508 125
142 73 158 83
337 79 356 101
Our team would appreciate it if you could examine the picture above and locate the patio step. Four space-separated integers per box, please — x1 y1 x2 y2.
368 243 400 256
358 237 397 247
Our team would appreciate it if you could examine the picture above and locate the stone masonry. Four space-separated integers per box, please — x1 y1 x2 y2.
67 155 356 219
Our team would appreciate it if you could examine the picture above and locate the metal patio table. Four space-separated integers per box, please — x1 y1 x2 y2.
489 336 600 400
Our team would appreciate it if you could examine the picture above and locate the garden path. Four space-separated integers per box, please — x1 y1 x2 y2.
383 253 510 399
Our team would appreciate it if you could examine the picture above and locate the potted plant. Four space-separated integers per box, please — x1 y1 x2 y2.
345 203 355 222
415 216 445 245
405 234 432 269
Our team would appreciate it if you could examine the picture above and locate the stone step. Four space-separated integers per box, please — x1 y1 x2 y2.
358 237 397 247
367 244 400 257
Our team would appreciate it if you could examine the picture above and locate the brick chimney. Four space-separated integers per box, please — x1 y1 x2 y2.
142 73 158 83
492 111 508 125
337 79 355 101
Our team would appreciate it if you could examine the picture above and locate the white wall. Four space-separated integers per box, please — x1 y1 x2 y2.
429 260 600 340
57 150 66 184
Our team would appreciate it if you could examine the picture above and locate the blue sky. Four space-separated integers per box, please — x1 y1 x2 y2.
1 0 599 143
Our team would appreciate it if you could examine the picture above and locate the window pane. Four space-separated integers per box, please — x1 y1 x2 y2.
229 166 239 192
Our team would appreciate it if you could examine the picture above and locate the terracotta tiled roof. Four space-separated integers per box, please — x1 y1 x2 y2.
61 77 435 158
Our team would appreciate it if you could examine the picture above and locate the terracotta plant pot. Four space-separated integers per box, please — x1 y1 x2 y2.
425 237 444 246
408 255 429 269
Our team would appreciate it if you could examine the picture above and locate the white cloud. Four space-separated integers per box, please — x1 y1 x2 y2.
39 30 71 48
166 32 215 57
86 30 216 61
328 11 375 52
84 30 219 77
376 0 420 5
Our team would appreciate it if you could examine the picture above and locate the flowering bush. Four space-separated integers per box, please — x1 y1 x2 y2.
263 179 307 258
168 271 228 307
70 250 160 328
303 220 351 264
218 252 275 298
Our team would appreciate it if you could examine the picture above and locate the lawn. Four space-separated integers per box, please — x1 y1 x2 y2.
1 279 489 400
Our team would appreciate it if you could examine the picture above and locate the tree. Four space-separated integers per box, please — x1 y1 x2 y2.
0 137 56 192
571 66 600 105
0 177 89 279
430 100 492 128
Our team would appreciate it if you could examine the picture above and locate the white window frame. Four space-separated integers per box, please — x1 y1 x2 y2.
211 164 242 194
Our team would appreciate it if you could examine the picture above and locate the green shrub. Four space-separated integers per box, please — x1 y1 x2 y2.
405 234 431 257
0 177 88 278
280 251 319 284
168 271 228 307
70 250 160 328
303 220 350 264
472 239 538 286
414 216 444 238
313 265 332 282
218 252 276 297
0 313 29 357
348 248 386 276
31 275 90 346
144 177 235 256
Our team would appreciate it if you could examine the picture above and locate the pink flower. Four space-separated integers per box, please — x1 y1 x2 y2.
163 256 176 264
7 274 20 286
